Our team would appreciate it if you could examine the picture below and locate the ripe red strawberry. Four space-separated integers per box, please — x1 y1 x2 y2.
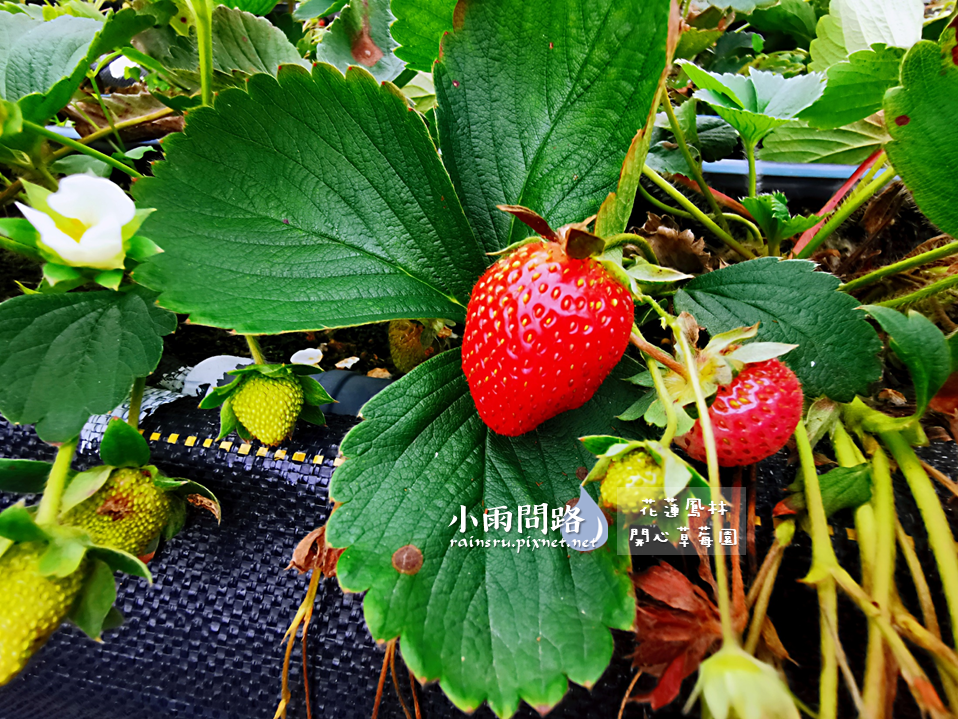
462 241 633 436
676 359 802 467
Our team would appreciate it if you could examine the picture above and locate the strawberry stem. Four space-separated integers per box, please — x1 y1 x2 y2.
672 319 736 645
646 358 678 446
794 420 839 719
662 94 731 234
35 438 79 526
833 422 889 715
881 430 958 651
128 377 145 432
839 239 958 293
641 165 757 260
744 520 793 655
245 334 268 365
795 165 896 259
629 328 687 379
873 273 958 309
861 439 896 718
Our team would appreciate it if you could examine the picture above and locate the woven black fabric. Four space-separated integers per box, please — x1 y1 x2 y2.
0 397 955 719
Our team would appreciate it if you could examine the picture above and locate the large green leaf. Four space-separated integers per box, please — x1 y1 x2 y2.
674 258 882 402
760 118 888 164
883 40 958 237
314 0 404 82
864 306 951 420
327 350 646 717
810 0 922 71
749 0 817 46
134 64 486 333
390 0 456 73
681 63 826 147
0 288 175 442
434 0 671 253
800 44 904 129
0 9 152 124
831 0 922 55
136 6 308 80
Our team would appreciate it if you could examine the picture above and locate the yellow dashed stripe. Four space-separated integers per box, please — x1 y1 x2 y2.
140 426 340 466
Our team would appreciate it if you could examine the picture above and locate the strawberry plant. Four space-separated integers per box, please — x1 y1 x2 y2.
0 0 957 718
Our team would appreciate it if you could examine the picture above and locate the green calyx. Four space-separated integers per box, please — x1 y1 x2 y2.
199 363 335 445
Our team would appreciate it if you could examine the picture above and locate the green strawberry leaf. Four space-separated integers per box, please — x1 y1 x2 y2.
680 63 826 147
674 258 882 402
740 192 819 247
749 0 817 46
38 529 89 577
809 12 847 72
0 218 41 262
675 27 722 60
0 9 153 124
0 459 59 494
781 463 872 518
217 400 240 440
69 558 120 640
760 118 889 165
799 44 904 129
434 0 671 252
88 545 152 582
0 287 175 443
616 391 655 422
327 350 649 717
136 5 308 81
162 497 188 540
99 417 151 468
705 0 776 11
830 0 922 56
883 39 958 237
133 64 487 333
391 0 456 72
0 503 49 543
299 403 327 427
153 475 221 513
863 306 951 421
198 376 242 409
292 0 347 21
314 0 404 82
224 0 277 15
60 466 114 515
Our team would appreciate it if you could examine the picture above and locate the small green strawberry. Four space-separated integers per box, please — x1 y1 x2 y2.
599 449 667 514
230 374 304 446
62 467 173 557
200 363 334 446
0 542 89 686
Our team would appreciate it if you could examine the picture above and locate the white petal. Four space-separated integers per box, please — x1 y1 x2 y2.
291 348 324 365
71 216 126 269
18 203 85 263
48 175 136 228
17 202 61 238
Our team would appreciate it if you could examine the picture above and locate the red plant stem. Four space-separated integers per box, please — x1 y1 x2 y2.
792 149 883 256
673 174 753 218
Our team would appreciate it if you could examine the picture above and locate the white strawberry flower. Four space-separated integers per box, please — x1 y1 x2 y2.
16 175 150 271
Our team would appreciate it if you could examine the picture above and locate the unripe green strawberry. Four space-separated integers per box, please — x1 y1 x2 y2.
0 542 88 686
230 374 304 445
62 467 172 556
599 450 666 514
